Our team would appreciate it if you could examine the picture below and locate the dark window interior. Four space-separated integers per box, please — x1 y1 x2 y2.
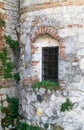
42 47 59 82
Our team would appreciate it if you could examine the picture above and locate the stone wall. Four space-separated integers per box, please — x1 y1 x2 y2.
19 0 84 130
0 0 19 129
1 0 84 129
20 3 84 86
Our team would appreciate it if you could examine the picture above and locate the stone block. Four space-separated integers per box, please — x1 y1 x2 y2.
3 101 8 108
1 95 7 101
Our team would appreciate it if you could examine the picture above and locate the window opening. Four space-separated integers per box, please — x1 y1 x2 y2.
42 47 59 82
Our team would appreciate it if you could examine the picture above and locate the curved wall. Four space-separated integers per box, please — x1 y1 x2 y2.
19 1 84 129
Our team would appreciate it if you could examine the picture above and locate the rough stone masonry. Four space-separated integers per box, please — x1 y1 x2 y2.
1 0 84 130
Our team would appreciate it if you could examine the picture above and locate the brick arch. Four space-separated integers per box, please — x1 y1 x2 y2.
30 26 61 43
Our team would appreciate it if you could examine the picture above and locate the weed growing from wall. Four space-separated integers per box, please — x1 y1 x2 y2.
14 72 20 83
1 97 19 128
17 122 41 130
61 99 74 112
1 97 42 130
32 80 60 91
0 18 5 27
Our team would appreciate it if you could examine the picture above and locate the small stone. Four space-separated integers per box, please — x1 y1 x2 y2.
0 112 6 119
31 92 37 102
37 107 43 116
73 102 79 109
79 59 84 70
72 62 78 67
2 95 7 101
45 108 53 117
62 90 68 97
68 119 73 123
3 101 8 107
37 94 42 102
41 116 48 124
50 94 56 101
39 88 46 95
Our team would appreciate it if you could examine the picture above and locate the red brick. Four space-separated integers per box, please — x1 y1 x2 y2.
32 61 39 66
73 57 78 62
67 24 73 28
0 2 4 8
59 44 66 49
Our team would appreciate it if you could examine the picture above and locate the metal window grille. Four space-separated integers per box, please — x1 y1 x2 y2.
42 47 59 82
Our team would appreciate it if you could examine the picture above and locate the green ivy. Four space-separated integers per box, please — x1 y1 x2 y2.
1 97 19 128
32 80 60 91
1 97 42 130
5 35 20 56
0 47 13 78
14 72 20 83
5 35 20 68
0 47 7 65
61 99 74 112
0 18 5 27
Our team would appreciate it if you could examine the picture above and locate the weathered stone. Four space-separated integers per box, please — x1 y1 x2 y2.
0 112 6 119
3 101 8 107
36 107 43 116
41 116 48 124
1 95 7 101
79 58 84 70
38 88 46 95
50 94 56 101
54 124 64 130
1 0 84 130
45 108 53 117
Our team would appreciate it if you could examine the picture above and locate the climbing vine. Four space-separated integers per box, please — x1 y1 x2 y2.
0 47 13 78
5 35 20 67
0 36 20 82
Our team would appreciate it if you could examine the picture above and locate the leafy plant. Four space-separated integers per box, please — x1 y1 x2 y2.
5 35 20 67
5 35 20 55
0 47 7 65
1 97 19 127
61 99 74 112
17 122 41 130
4 61 13 78
0 47 13 78
44 123 48 129
14 72 20 83
32 80 59 91
0 18 5 26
